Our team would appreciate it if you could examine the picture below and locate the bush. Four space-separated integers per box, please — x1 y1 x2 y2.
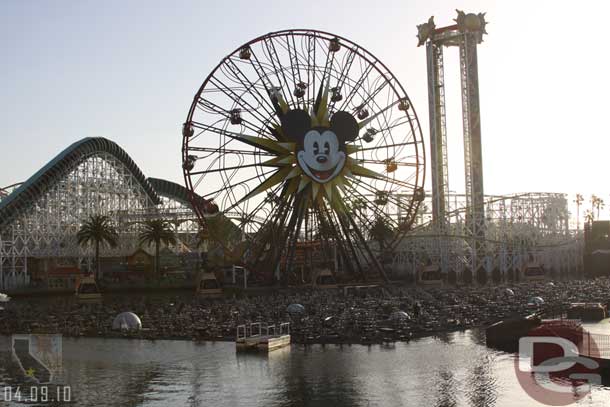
476 269 487 285
447 270 457 285
492 268 502 284
463 268 473 285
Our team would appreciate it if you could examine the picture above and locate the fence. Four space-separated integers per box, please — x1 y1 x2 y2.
580 331 610 358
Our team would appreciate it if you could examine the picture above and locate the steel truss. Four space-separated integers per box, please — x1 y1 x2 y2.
182 29 426 283
0 153 202 290
388 191 582 281
0 183 22 203
419 12 488 277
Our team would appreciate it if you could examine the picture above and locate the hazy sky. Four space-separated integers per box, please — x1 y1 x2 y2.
1 0 608 203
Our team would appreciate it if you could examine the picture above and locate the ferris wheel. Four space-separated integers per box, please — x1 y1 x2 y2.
182 29 425 282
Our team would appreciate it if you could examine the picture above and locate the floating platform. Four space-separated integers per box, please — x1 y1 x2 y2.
236 334 291 352
236 323 291 353
75 276 103 303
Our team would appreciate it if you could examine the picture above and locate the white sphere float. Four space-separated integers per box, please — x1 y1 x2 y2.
390 311 411 321
286 304 305 315
112 312 142 331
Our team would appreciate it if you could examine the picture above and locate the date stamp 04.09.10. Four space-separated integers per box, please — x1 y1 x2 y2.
1 334 71 403
2 385 72 403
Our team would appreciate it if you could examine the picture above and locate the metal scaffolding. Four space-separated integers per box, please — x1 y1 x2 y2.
426 40 450 230
418 11 489 278
0 16 586 287
388 191 582 281
0 139 202 290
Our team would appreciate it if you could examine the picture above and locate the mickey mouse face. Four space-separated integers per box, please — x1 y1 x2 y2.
280 110 358 184
298 129 345 183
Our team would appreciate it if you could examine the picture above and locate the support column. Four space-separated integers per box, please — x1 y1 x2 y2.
460 32 486 280
427 41 450 229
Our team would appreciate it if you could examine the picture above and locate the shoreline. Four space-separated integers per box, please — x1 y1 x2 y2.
1 324 480 346
3 278 607 349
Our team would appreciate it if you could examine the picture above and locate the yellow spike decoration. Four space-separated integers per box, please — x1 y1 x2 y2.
237 166 294 204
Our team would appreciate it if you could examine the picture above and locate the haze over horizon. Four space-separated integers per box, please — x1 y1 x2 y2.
2 0 608 205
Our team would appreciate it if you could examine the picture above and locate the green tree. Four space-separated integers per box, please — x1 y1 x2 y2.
195 227 209 252
139 219 177 280
347 197 367 229
195 226 214 268
204 215 246 267
369 216 394 252
77 215 119 281
316 216 336 241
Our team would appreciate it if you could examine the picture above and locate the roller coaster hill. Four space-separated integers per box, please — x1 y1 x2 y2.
0 15 592 291
0 137 221 292
0 135 587 292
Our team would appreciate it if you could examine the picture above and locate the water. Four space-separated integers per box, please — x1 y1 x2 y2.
2 330 610 406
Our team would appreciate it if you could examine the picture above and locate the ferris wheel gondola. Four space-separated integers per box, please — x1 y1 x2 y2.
182 29 425 283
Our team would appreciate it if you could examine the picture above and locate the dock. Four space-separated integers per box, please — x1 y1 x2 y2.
236 322 291 353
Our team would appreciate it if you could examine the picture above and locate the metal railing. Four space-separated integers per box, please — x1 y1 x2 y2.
236 322 290 339
580 331 610 358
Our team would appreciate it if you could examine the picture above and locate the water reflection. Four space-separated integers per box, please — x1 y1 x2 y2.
434 370 458 407
186 359 204 407
264 345 365 407
466 356 498 407
467 328 487 347
433 331 455 345
1 331 610 406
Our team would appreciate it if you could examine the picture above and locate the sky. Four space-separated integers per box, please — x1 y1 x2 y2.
1 0 609 208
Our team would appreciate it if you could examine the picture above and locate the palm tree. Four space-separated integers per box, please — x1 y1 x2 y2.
574 193 584 230
584 209 594 225
139 219 177 280
77 215 118 281
591 195 605 220
596 197 605 219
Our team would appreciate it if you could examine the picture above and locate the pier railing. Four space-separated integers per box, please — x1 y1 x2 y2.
580 331 610 358
236 322 290 339
237 322 262 340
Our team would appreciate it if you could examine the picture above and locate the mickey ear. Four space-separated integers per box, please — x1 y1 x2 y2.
330 111 359 142
280 109 311 141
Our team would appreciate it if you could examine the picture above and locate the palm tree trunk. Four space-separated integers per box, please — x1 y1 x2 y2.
155 240 160 282
95 240 100 281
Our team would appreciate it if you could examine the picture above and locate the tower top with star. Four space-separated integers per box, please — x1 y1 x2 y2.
417 10 488 47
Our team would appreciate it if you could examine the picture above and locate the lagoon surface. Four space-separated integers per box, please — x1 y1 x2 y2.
2 329 610 407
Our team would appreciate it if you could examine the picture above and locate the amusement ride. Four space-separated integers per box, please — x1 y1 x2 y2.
0 11 583 290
